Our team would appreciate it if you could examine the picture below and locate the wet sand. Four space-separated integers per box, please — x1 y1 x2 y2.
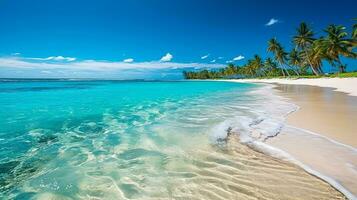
141 135 347 200
267 84 357 199
26 134 347 200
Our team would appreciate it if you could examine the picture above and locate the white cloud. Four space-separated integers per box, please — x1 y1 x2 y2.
201 54 209 59
233 55 245 61
0 56 224 72
225 55 244 63
123 58 134 63
210 59 216 63
265 18 279 26
12 52 21 56
29 56 76 62
160 53 173 62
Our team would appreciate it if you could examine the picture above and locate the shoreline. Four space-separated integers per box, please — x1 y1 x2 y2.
220 77 357 97
274 84 357 147
219 77 357 147
221 78 357 199
268 84 357 200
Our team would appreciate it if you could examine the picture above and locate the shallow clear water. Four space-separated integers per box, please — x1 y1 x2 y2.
0 80 345 199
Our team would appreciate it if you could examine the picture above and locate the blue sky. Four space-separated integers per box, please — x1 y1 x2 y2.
0 0 356 79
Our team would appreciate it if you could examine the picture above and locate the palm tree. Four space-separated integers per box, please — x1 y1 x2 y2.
244 59 256 77
289 49 302 75
293 22 320 75
352 23 357 48
251 55 265 76
264 58 276 71
322 24 355 73
264 58 280 76
352 19 357 40
224 63 236 76
267 38 290 76
307 39 325 74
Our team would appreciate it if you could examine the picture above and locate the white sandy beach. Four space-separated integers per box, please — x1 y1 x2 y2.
225 77 357 97
222 78 357 199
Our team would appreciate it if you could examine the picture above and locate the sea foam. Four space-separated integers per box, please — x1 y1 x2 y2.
210 84 297 144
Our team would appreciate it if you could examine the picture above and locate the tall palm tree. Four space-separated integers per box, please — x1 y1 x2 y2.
267 38 290 76
322 24 355 73
293 22 320 75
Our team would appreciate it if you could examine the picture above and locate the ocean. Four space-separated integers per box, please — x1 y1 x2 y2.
0 80 345 199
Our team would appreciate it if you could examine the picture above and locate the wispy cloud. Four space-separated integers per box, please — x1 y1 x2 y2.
218 57 224 59
0 56 224 72
210 59 216 63
29 56 76 62
233 55 245 61
265 18 279 26
160 53 173 62
225 55 244 63
201 54 209 59
11 52 21 56
0 55 228 79
123 58 134 63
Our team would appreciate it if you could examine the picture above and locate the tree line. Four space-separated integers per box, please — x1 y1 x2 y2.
184 21 357 79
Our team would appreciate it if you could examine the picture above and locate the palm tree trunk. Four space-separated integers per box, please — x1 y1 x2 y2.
303 49 320 76
318 66 324 74
288 64 300 76
339 65 345 73
280 66 285 77
294 67 300 76
280 63 290 77
337 59 345 73
311 64 320 75
285 68 291 76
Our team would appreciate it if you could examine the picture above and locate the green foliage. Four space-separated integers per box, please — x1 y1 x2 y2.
184 20 356 80
255 72 357 79
328 71 357 78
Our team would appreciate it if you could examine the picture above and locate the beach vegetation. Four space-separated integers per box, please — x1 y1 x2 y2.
184 21 357 80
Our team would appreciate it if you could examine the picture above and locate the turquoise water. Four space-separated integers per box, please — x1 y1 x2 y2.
0 80 348 199
0 80 263 198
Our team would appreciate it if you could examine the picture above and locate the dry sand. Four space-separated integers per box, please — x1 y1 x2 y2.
225 77 357 96
275 84 357 147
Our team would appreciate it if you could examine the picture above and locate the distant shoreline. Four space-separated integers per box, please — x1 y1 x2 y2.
218 77 357 97
0 78 187 82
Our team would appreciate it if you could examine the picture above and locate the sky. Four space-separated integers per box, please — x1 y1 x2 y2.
0 0 356 79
